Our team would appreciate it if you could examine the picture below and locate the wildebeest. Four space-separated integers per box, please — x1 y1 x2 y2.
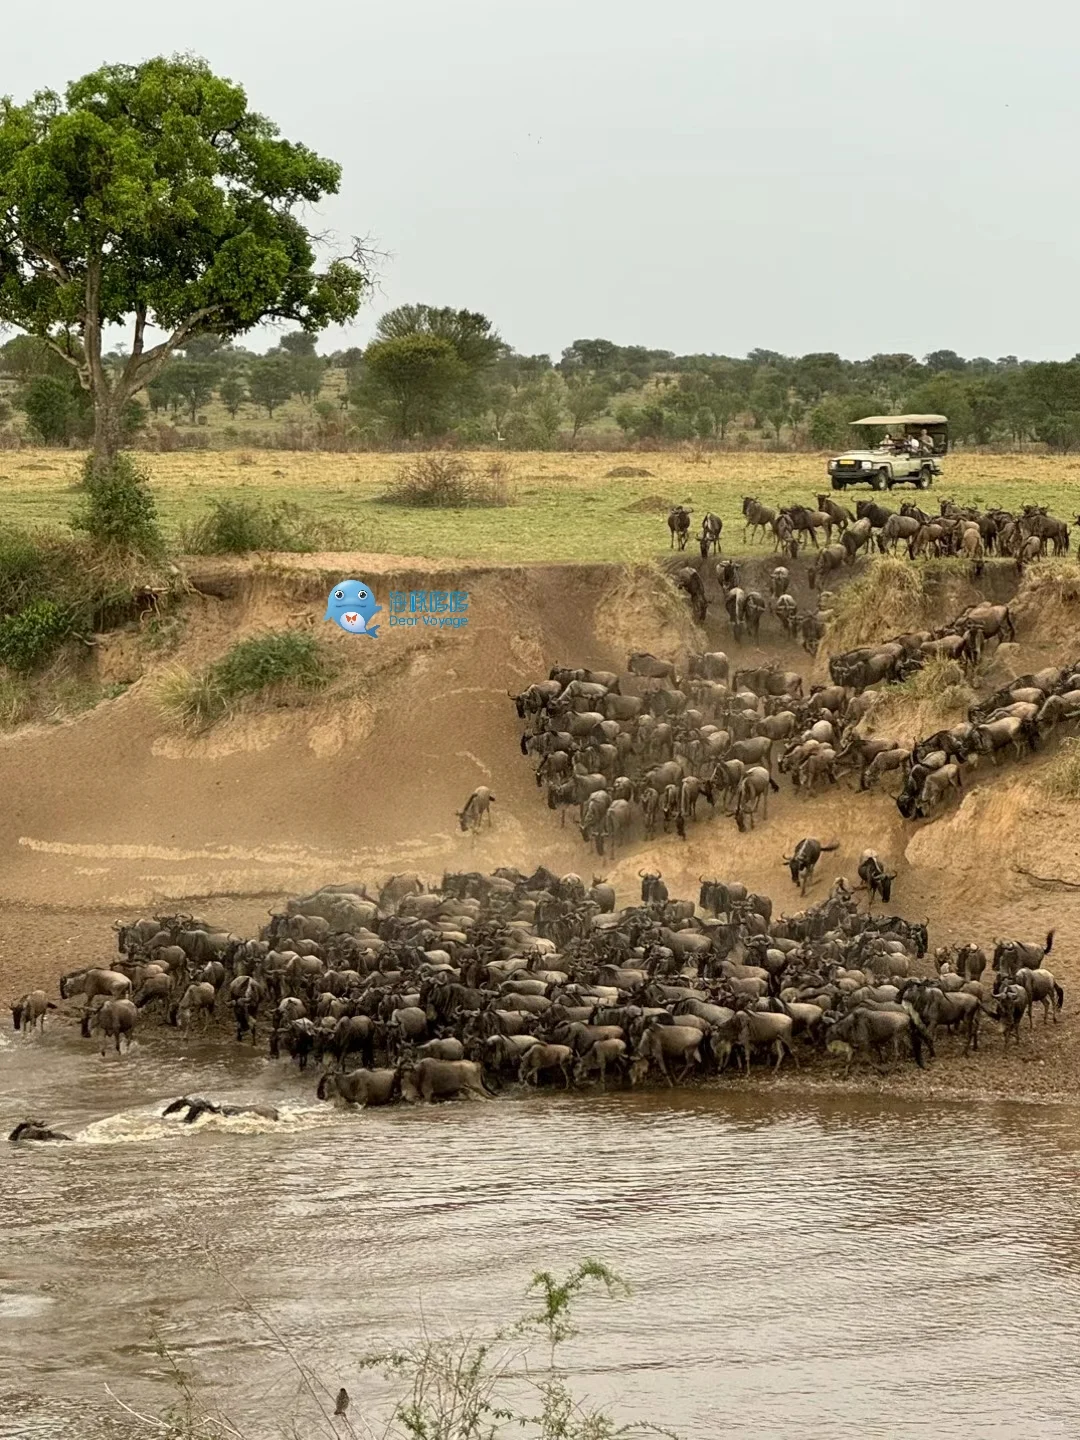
668 505 692 549
9 1120 72 1142
675 565 708 623
783 838 839 895
458 786 496 832
400 1058 495 1102
857 851 895 906
639 870 669 905
92 998 138 1055
698 512 723 556
627 652 677 681
11 990 54 1035
734 765 779 831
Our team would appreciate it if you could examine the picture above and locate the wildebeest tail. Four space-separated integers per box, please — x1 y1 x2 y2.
1043 929 1055 955
1054 983 1065 1010
769 776 780 793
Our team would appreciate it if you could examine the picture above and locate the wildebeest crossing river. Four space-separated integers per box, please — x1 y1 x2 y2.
3 1029 1080 1439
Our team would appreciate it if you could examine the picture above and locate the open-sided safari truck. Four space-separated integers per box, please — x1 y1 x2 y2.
827 414 947 491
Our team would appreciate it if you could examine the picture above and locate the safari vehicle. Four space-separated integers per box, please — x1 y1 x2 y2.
827 414 947 491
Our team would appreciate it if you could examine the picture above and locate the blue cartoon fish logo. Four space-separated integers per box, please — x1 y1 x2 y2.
323 580 382 638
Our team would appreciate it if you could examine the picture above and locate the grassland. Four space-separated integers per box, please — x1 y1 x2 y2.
4 448 1080 562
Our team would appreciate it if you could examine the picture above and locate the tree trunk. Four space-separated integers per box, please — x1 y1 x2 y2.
92 396 121 468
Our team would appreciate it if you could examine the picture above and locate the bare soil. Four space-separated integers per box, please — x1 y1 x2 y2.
3 551 1080 1102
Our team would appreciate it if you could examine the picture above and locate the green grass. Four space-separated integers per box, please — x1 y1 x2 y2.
159 629 330 729
6 448 1080 563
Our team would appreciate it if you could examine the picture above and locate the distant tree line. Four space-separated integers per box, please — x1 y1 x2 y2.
5 320 1080 451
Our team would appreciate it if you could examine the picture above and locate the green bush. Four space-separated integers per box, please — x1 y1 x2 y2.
0 526 52 615
180 497 338 555
159 630 330 729
73 452 163 553
0 599 73 671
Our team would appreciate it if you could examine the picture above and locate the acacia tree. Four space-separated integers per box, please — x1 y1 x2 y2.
0 55 368 465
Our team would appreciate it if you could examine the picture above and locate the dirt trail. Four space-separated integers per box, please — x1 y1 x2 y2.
3 549 1080 1100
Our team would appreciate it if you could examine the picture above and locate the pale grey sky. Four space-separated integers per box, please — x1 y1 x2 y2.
3 0 1078 359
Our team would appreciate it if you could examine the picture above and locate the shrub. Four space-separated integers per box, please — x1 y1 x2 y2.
181 498 290 554
159 630 330 729
0 526 51 614
382 452 511 507
72 452 163 554
0 599 74 671
182 498 359 555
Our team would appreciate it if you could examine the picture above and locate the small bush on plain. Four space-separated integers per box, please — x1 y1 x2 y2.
180 498 345 555
383 453 512 508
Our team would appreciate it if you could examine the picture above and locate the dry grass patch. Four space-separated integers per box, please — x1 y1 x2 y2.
1041 738 1080 800
857 657 976 740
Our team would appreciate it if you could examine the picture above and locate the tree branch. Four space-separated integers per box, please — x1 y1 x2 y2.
117 307 222 399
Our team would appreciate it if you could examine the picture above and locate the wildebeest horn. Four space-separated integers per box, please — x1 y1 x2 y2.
638 869 647 877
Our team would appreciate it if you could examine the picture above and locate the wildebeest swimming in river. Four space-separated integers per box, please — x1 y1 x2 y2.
9 1120 71 1142
162 1096 281 1124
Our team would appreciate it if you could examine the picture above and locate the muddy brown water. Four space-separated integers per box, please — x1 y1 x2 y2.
3 1028 1080 1440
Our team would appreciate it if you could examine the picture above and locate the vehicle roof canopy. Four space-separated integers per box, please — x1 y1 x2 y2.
850 414 948 427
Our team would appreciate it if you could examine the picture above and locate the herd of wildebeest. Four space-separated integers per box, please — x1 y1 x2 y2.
7 488 1079 1129
663 494 1074 655
7 866 1066 1121
510 605 1078 844
501 487 1080 850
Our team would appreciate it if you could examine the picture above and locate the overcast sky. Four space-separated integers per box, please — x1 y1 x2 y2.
3 0 1077 360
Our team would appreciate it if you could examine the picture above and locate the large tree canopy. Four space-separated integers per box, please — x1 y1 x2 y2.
0 54 368 459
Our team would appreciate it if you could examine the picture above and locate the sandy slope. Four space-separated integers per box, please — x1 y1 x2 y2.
2 550 1080 1099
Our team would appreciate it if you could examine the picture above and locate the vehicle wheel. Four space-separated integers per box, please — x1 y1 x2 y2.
874 470 889 491
831 476 844 490
917 467 933 490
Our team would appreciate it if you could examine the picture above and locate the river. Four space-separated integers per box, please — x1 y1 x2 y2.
2 1025 1080 1439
